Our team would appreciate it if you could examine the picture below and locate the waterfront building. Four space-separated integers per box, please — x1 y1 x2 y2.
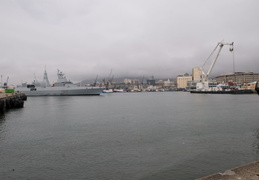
147 76 156 86
147 79 155 86
123 79 140 85
124 79 132 84
157 80 164 86
215 72 259 84
164 79 173 87
177 74 192 89
192 67 201 81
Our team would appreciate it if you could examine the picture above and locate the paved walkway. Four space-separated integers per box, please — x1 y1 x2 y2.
197 161 259 180
0 93 15 99
0 93 9 98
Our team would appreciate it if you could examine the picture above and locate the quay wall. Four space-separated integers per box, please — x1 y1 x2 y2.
197 160 259 180
0 93 27 113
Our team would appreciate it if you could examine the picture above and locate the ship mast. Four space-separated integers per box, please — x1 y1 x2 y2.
43 69 50 87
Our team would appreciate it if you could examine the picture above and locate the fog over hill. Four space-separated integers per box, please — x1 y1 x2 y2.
1 0 259 85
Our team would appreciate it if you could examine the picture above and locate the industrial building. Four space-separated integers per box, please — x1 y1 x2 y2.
192 67 202 81
176 73 192 89
215 72 259 84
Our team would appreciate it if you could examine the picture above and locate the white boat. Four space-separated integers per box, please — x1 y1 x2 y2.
102 89 113 93
113 89 124 93
15 69 104 96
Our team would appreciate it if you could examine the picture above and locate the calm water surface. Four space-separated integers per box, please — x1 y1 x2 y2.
0 92 259 180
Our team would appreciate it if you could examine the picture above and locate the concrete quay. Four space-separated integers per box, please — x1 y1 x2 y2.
0 93 27 113
197 161 259 180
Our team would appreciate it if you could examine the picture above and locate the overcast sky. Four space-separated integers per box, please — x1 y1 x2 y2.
1 0 258 85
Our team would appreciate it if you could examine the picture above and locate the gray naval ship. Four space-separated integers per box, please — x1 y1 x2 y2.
15 69 103 96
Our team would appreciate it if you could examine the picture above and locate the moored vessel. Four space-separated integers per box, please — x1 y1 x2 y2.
15 69 103 96
256 81 259 95
190 89 253 94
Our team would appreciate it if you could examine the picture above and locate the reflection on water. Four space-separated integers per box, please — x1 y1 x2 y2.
0 93 259 180
0 113 5 122
0 113 5 126
253 129 259 157
0 113 5 140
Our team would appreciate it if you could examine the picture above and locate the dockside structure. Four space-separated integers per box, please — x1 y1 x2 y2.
0 93 27 113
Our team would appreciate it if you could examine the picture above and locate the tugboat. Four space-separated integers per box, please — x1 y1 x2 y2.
256 81 259 95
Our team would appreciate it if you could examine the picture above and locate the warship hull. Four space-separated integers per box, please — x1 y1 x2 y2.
15 86 103 96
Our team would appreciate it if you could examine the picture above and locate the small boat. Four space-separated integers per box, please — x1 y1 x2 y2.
15 69 104 96
102 89 113 93
113 89 124 93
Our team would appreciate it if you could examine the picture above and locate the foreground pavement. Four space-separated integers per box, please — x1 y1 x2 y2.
197 161 259 180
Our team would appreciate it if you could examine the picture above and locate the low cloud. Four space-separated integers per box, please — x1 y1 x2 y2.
0 0 258 85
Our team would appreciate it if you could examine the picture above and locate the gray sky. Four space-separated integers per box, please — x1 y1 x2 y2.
1 0 258 85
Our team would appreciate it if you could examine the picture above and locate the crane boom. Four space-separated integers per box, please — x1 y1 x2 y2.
197 41 234 91
205 42 234 78
206 43 224 76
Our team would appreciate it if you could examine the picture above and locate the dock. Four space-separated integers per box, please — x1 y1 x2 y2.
197 161 259 180
0 93 27 113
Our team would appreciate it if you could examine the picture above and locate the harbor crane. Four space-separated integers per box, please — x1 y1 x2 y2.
197 41 234 91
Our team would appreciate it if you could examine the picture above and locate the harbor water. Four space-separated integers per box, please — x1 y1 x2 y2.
0 92 259 180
